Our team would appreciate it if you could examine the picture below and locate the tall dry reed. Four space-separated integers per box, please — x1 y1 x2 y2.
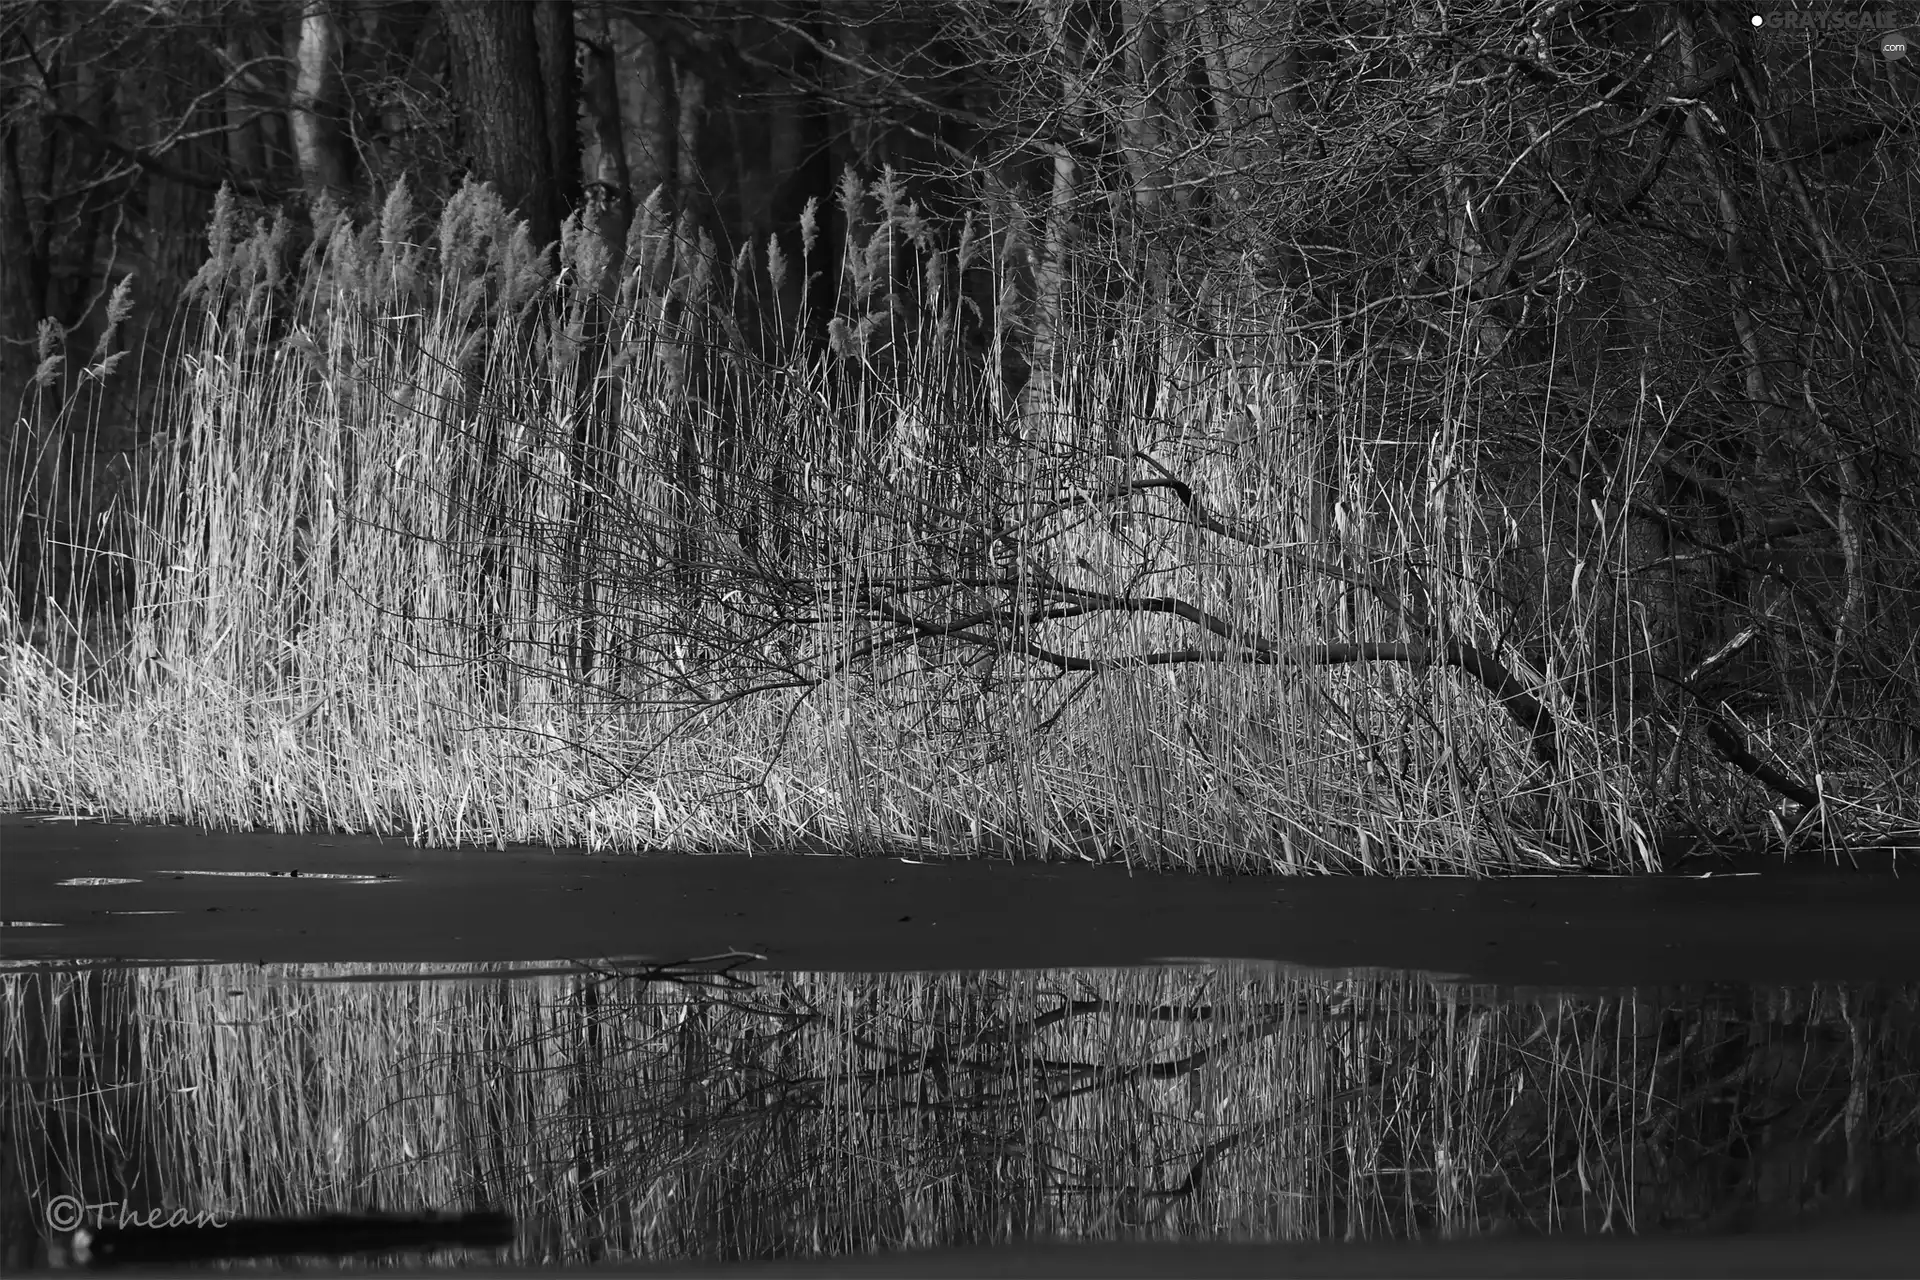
1 176 1654 871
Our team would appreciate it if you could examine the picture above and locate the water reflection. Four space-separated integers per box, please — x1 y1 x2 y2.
4 961 1917 1270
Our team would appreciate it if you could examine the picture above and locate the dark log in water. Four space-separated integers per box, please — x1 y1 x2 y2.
68 1209 514 1267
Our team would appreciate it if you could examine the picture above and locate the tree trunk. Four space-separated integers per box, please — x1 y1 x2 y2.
222 24 262 179
674 62 708 230
1025 0 1083 430
613 13 676 216
289 0 351 203
441 0 568 246
533 0 581 222
579 8 632 285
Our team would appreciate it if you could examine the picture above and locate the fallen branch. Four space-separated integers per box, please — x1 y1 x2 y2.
1675 603 1823 813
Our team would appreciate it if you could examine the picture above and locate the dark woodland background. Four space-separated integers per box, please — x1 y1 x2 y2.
2 0 1917 859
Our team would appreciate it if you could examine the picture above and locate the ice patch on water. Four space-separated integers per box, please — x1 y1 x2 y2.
156 869 398 884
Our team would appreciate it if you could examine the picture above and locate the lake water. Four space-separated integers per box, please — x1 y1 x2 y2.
6 813 1920 1275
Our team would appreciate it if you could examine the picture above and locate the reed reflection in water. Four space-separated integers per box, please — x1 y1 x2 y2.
4 960 1917 1269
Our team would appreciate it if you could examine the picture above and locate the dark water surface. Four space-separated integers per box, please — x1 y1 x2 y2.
8 814 1920 983
7 813 1920 1276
